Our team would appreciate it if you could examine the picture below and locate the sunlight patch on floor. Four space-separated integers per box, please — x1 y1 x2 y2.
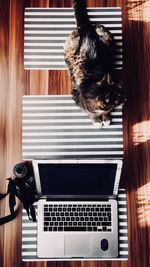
137 182 150 227
127 0 150 22
132 120 150 145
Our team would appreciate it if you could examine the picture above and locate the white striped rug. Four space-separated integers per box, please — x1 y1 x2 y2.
22 95 123 160
24 8 122 70
22 189 128 261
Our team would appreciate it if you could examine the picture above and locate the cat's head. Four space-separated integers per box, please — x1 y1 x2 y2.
72 83 126 127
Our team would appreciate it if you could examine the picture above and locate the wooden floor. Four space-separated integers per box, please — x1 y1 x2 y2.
0 0 150 266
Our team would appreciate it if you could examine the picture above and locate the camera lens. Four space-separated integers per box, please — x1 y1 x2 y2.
13 163 28 178
17 168 23 175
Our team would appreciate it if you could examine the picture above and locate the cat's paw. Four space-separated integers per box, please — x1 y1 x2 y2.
92 119 111 128
92 121 103 128
102 118 111 127
91 114 111 128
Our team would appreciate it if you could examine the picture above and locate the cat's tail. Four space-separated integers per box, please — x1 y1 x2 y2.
73 0 91 28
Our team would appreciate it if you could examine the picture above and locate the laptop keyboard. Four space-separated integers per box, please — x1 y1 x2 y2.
43 203 112 232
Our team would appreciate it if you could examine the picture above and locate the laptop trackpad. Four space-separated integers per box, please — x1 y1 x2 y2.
64 235 90 257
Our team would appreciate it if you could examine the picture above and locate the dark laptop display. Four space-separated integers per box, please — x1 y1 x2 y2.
38 163 117 196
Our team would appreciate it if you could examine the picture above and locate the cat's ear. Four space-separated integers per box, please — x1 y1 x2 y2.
72 89 84 109
105 93 111 104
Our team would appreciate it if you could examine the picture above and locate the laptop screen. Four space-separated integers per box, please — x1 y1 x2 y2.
33 160 122 198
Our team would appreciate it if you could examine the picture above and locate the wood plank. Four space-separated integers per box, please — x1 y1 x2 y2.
0 0 149 267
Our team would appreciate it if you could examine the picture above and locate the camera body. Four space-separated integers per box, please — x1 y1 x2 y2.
12 162 37 221
0 162 37 225
13 162 36 196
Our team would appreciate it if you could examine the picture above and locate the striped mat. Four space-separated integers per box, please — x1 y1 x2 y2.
22 95 123 160
22 189 128 261
24 8 122 70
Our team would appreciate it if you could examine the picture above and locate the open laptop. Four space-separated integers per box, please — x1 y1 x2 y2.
32 159 122 258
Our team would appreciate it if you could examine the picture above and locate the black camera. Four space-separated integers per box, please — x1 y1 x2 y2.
13 162 36 198
12 162 37 221
0 162 37 225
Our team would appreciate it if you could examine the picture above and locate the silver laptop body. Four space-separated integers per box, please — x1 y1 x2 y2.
32 159 122 259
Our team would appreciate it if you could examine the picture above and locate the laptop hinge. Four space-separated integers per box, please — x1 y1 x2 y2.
46 197 109 201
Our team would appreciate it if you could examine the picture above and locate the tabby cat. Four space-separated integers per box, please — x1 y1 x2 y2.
64 0 126 127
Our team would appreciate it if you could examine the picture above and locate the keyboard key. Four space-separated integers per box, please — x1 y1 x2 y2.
58 227 63 231
105 208 111 212
87 227 92 231
64 227 86 231
44 217 51 221
102 222 111 226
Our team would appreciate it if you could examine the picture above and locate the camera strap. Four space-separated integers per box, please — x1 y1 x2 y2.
0 180 20 225
0 178 36 225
